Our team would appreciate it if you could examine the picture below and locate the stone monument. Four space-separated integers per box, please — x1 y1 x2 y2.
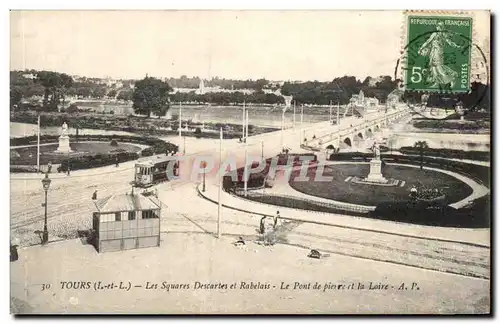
348 140 401 187
56 122 72 153
283 95 293 108
364 142 388 184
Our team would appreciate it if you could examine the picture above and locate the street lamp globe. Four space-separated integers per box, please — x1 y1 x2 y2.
42 173 51 191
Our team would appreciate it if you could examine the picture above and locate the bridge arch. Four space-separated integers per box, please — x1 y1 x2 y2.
365 128 373 138
343 137 352 147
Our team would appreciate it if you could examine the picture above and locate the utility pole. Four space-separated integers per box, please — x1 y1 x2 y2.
245 110 249 143
37 114 40 173
217 128 223 238
244 136 248 197
281 110 285 150
293 100 296 129
261 141 264 159
337 101 340 126
329 100 332 124
242 101 246 141
301 104 303 125
178 101 182 147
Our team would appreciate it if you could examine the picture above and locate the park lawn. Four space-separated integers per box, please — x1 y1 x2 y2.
289 164 473 206
11 142 142 165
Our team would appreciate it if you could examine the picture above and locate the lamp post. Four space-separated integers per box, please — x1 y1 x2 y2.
455 101 465 121
41 173 51 245
201 161 207 192
261 141 264 160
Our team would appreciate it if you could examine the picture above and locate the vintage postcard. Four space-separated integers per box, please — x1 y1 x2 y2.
9 10 491 314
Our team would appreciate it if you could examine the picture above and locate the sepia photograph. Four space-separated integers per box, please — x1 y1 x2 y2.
9 9 491 314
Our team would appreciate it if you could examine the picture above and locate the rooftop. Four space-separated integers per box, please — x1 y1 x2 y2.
94 193 160 213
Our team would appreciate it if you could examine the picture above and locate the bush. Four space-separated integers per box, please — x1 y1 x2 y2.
141 148 154 157
66 104 79 114
110 139 119 146
326 152 490 188
399 146 490 161
10 150 21 159
57 151 139 172
194 127 202 138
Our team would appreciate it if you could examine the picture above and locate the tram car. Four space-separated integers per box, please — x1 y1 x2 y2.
133 155 180 188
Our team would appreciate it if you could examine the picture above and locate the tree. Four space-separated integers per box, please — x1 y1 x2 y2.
107 89 117 98
132 77 172 118
413 141 429 170
117 90 133 102
92 87 107 99
10 87 23 108
66 104 79 114
35 71 73 110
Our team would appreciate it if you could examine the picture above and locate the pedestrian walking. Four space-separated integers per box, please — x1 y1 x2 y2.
259 216 267 234
67 164 71 176
115 156 119 167
274 211 281 229
47 161 52 174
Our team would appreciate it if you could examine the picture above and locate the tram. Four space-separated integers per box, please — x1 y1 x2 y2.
132 155 180 188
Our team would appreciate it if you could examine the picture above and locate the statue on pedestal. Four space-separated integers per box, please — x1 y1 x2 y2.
61 122 68 135
56 122 72 153
373 142 381 159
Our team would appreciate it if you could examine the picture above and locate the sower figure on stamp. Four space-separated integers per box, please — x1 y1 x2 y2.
418 22 462 88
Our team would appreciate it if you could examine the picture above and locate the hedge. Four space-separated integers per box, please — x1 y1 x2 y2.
57 151 139 172
327 153 490 188
10 134 178 173
55 137 178 172
398 146 490 161
222 153 320 190
370 200 489 228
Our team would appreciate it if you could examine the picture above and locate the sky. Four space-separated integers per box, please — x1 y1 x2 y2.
9 10 490 82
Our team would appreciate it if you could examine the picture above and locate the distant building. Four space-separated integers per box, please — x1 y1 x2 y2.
198 79 205 94
350 90 379 112
386 89 403 109
22 73 36 80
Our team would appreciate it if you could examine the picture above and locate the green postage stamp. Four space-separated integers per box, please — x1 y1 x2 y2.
404 13 473 93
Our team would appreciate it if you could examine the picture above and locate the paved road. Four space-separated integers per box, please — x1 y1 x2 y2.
10 112 353 245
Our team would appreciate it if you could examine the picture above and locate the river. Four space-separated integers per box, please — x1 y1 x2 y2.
10 122 137 138
74 101 344 128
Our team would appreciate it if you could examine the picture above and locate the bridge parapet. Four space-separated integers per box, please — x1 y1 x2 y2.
304 108 411 149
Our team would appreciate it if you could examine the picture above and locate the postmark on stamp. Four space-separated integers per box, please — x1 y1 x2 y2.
403 14 473 93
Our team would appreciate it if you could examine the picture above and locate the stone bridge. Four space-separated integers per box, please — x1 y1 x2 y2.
302 107 411 151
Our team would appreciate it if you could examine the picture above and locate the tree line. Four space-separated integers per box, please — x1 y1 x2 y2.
166 75 272 91
281 75 489 110
10 70 137 110
169 90 284 105
11 70 490 120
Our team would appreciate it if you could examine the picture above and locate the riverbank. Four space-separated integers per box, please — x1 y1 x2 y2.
10 111 279 139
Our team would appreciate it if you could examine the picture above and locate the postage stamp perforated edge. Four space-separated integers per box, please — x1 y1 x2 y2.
399 10 478 94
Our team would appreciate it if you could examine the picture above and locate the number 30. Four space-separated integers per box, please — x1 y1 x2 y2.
411 66 423 83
